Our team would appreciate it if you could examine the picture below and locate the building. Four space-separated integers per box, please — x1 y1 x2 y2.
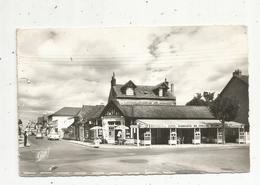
47 107 81 137
219 69 249 131
70 105 105 141
96 74 245 145
108 72 176 106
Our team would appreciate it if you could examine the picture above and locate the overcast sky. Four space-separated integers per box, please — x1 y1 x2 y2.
17 26 248 123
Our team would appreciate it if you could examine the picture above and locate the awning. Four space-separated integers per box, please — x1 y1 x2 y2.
62 118 75 129
135 119 244 129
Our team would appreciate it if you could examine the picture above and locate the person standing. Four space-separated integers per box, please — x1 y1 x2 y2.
23 131 28 147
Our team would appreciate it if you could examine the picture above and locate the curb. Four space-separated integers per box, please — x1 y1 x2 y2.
65 139 249 149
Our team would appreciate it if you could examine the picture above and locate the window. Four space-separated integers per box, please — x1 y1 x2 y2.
159 88 163 97
126 87 134 95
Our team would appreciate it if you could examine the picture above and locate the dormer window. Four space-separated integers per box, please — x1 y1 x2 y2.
159 88 163 97
126 87 134 96
121 80 136 96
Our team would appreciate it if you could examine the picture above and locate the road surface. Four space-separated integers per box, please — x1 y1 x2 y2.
19 136 250 176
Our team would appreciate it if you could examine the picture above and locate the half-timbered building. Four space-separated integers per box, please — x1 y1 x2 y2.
97 73 245 146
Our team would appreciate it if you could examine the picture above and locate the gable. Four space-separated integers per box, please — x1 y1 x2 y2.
101 101 124 117
220 76 248 98
121 80 136 89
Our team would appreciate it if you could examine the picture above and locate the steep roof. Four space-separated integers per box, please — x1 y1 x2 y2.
219 74 249 97
78 105 105 121
112 84 175 100
105 101 214 119
52 107 81 116
238 75 248 84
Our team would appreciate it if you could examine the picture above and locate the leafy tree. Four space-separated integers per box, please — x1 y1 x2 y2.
210 95 240 144
186 93 205 106
203 92 215 106
186 92 215 106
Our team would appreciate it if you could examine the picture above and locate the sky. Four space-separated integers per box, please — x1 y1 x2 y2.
17 26 248 124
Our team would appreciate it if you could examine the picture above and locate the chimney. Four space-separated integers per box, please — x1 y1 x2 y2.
164 78 169 87
233 69 242 77
111 72 116 86
170 83 174 96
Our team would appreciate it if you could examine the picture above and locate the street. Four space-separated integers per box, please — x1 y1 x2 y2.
19 136 250 176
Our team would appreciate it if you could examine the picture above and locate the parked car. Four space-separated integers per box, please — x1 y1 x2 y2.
48 132 60 140
35 132 43 139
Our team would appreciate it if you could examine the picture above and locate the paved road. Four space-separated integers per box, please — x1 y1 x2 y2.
19 136 250 176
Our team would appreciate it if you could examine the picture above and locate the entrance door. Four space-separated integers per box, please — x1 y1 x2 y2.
108 126 115 142
108 121 121 143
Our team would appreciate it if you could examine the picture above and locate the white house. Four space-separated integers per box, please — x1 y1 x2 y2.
48 107 81 138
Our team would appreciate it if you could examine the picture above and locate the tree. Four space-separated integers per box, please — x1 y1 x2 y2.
186 93 205 106
186 92 215 106
203 92 215 106
210 95 240 144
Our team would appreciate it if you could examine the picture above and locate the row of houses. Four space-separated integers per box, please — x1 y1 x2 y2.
44 70 249 145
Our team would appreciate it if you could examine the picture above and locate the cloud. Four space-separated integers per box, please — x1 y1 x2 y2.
147 27 201 59
17 26 248 123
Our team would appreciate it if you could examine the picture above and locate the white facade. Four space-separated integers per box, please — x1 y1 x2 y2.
50 116 74 138
101 116 125 144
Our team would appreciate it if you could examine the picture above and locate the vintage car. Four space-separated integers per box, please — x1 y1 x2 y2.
35 132 43 139
48 132 60 140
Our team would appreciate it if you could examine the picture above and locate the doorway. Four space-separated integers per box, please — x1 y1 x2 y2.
151 128 169 144
177 129 193 144
225 128 239 143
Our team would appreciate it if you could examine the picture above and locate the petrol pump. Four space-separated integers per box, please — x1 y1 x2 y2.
238 127 245 144
142 131 151 145
193 128 201 144
217 127 223 144
168 128 177 145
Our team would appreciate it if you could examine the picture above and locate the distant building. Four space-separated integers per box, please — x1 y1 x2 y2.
219 69 249 131
36 116 48 131
48 107 81 137
65 105 105 141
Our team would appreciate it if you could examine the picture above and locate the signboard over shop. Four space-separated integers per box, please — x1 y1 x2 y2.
136 119 224 129
135 119 243 129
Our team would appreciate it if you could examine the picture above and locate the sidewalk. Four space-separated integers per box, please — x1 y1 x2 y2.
18 136 31 148
65 139 249 149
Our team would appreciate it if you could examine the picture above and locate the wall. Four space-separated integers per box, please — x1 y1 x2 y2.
221 77 249 130
51 116 73 137
117 98 176 106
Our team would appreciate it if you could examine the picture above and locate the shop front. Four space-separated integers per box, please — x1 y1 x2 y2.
130 119 245 146
101 116 126 144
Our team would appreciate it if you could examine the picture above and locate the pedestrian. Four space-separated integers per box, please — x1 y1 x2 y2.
117 130 122 139
117 130 122 145
24 131 28 147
